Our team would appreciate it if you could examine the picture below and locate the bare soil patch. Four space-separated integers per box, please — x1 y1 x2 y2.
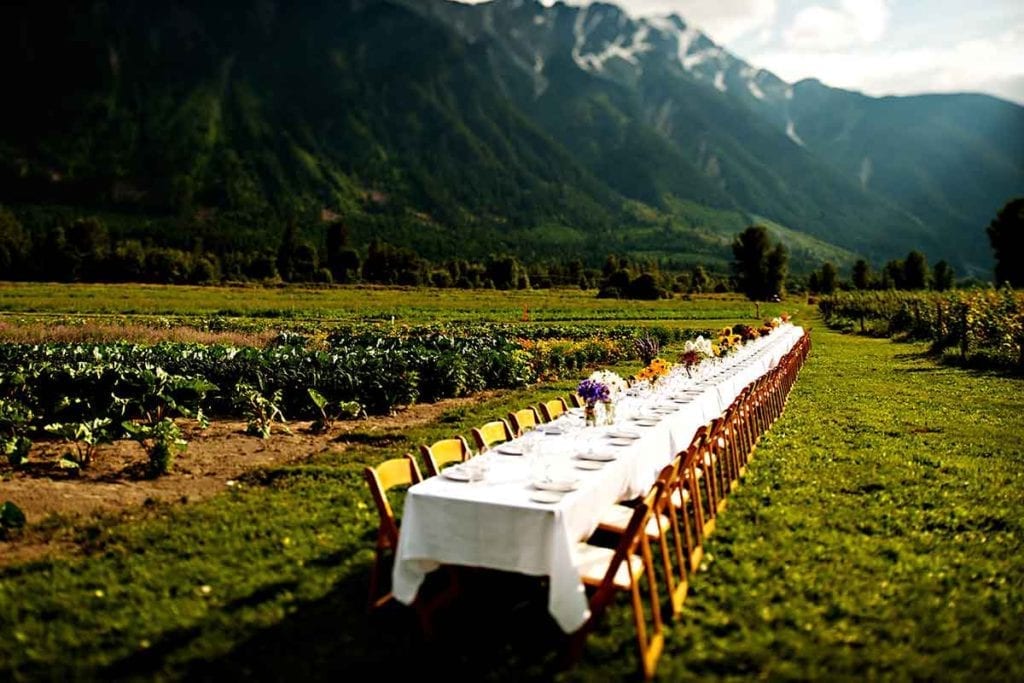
0 392 498 566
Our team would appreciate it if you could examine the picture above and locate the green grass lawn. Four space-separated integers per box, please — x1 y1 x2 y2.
0 282 786 328
1 320 1022 680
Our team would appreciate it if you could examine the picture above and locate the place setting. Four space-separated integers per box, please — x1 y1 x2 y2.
575 446 618 462
440 458 489 483
528 460 581 503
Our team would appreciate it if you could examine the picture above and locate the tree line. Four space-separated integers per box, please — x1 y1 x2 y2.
1 197 1019 294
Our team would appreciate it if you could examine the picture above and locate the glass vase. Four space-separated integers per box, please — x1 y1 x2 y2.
602 400 615 425
584 403 597 427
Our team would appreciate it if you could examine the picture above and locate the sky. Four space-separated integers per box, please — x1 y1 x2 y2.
454 0 1024 105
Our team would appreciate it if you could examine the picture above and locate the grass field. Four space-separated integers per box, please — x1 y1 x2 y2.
0 288 1021 680
0 282 786 327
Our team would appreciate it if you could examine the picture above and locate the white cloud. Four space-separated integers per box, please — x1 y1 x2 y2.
659 0 779 43
784 0 890 50
455 0 779 44
754 22 1024 104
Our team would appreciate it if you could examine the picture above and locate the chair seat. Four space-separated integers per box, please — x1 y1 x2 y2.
575 542 646 590
597 504 669 539
670 488 691 509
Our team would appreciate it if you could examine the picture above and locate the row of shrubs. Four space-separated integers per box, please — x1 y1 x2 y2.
819 287 1024 371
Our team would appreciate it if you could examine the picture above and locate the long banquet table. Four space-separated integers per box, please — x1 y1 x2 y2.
393 324 805 633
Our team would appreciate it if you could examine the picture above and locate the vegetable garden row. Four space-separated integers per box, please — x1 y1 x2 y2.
0 323 718 476
819 287 1024 371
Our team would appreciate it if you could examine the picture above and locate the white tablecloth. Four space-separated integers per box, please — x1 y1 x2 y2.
393 325 804 632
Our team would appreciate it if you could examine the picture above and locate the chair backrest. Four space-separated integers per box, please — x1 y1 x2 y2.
588 480 665 679
420 436 471 477
654 461 690 617
507 407 540 436
537 398 567 423
567 392 584 409
363 454 422 548
471 419 513 453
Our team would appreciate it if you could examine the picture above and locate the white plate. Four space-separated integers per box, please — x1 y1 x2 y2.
575 460 605 470
577 450 617 462
607 430 641 439
608 438 636 447
633 419 660 427
533 478 580 492
540 426 565 435
530 490 563 504
441 467 470 481
495 445 524 455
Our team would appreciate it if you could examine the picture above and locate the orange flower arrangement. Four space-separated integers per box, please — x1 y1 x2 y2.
634 357 672 383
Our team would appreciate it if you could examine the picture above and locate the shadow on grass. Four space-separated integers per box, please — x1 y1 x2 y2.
96 567 568 682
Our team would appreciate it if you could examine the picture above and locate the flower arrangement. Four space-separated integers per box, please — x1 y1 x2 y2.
732 324 760 342
677 336 712 376
716 333 742 355
780 312 791 323
633 332 661 365
634 357 672 384
587 369 627 397
576 378 610 405
576 378 610 426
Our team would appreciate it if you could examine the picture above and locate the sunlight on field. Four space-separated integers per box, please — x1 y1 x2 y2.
0 282 794 327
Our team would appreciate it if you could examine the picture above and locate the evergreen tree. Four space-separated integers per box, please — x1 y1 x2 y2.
765 244 788 299
931 260 954 291
731 225 771 300
986 197 1024 287
807 271 821 294
818 261 838 294
903 251 929 290
852 259 871 290
881 259 904 289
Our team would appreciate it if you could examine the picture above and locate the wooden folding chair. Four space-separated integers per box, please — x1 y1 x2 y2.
363 454 422 611
471 419 514 453
508 407 540 436
671 446 706 573
567 392 584 409
596 464 689 620
420 436 472 478
690 427 719 535
571 481 666 679
537 398 568 423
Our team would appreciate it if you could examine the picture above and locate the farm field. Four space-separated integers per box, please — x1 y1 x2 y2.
0 282 784 326
0 286 1021 680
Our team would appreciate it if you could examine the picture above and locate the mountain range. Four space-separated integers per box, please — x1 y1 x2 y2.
1 0 1021 276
